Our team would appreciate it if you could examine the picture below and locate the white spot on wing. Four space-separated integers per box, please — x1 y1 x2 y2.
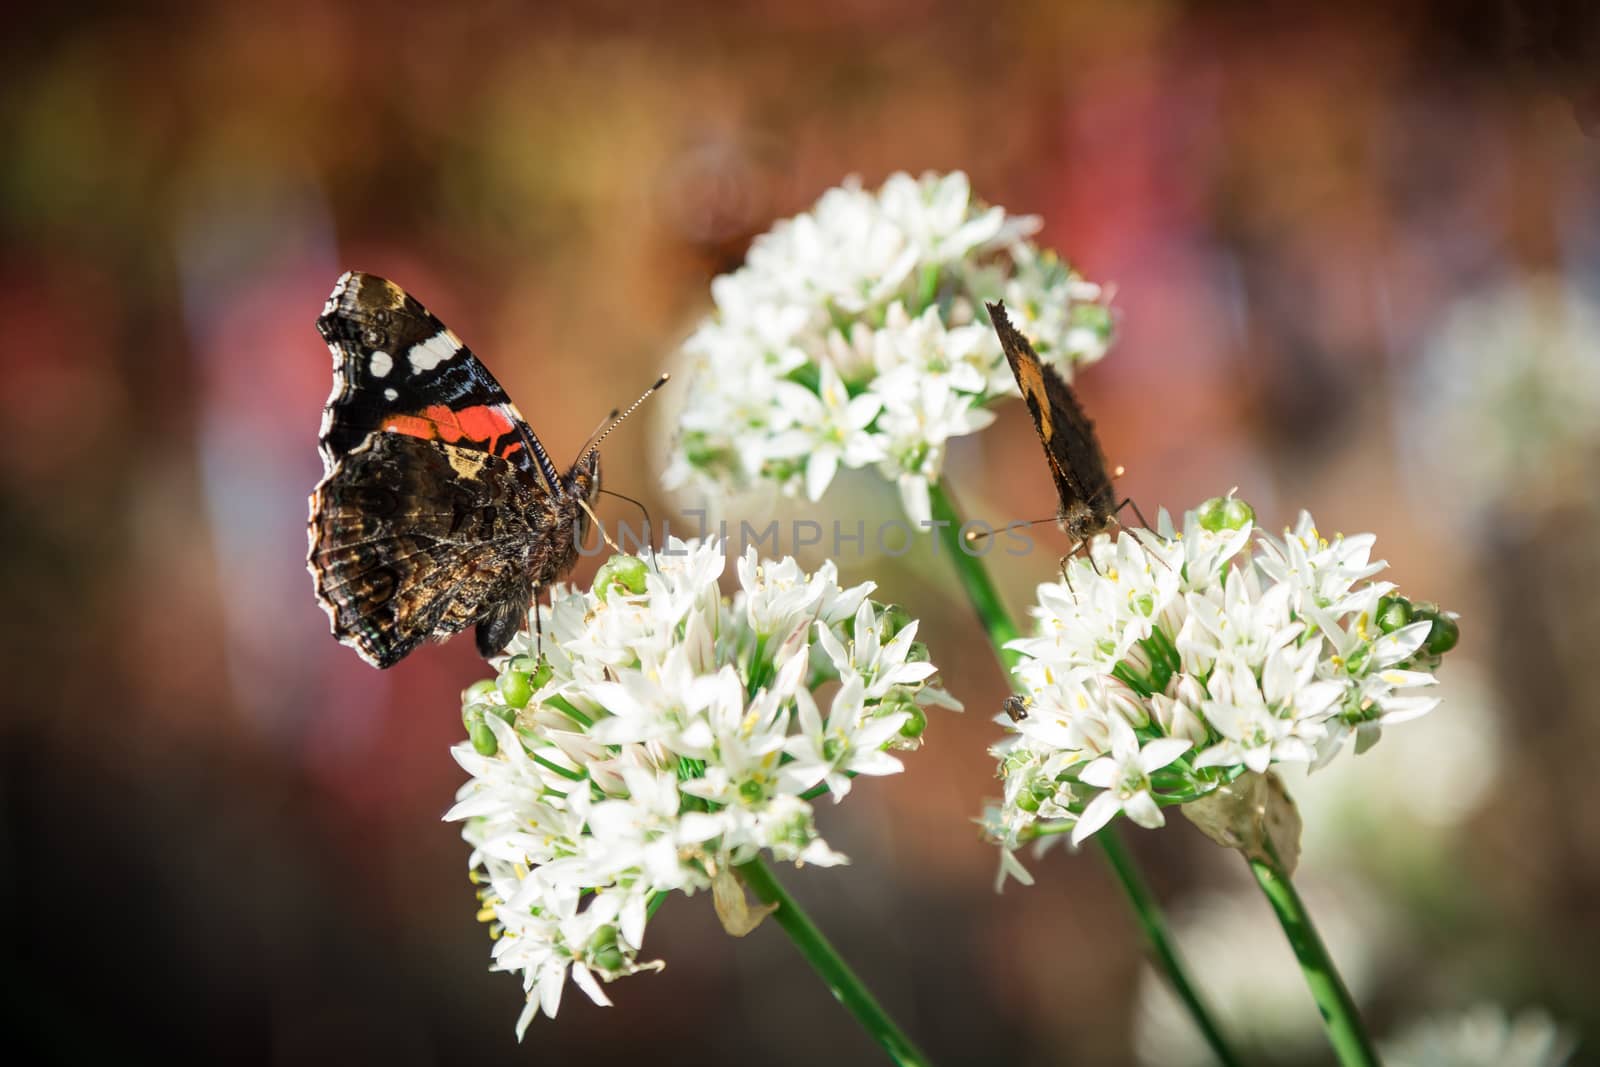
408 330 460 375
384 388 398 401
369 350 393 377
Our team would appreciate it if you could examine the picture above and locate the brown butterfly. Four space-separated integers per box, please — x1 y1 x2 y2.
987 300 1137 552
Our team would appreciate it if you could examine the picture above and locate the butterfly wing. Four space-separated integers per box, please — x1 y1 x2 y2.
309 432 539 668
988 301 1116 536
315 270 561 490
310 271 584 667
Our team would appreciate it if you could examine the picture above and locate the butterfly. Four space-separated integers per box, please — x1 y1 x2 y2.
308 271 663 668
987 300 1128 551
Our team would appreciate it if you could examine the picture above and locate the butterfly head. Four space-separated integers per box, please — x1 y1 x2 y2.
567 448 603 540
1061 497 1117 544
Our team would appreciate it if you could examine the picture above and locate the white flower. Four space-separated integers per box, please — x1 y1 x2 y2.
986 495 1457 883
1382 1005 1577 1067
448 539 958 1036
780 675 909 800
665 170 1113 515
1073 717 1192 843
765 360 886 501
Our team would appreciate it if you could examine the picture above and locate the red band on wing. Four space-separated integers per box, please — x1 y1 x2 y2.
381 404 527 460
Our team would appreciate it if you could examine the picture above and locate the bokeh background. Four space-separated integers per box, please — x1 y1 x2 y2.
5 2 1600 1064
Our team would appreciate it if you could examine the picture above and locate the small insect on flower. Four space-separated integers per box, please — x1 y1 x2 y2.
308 271 667 668
448 538 961 1037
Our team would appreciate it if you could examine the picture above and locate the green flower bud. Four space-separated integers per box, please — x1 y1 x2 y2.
1001 750 1033 776
1016 789 1042 813
898 703 928 739
467 716 498 756
906 641 930 663
1375 595 1412 634
485 703 516 726
497 670 533 709
880 603 914 639
1410 603 1460 656
1196 495 1254 532
594 555 648 601
529 657 553 690
586 925 625 972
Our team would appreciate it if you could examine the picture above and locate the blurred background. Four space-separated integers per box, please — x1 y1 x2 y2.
4 2 1599 1063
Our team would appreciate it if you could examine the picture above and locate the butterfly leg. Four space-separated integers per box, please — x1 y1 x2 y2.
1057 555 1076 595
1111 500 1173 573
531 583 544 660
1118 497 1156 533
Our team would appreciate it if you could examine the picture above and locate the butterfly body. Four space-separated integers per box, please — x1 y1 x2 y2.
309 271 598 668
987 300 1118 545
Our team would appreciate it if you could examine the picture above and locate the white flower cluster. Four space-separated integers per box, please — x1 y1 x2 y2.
1410 277 1600 522
446 540 959 1038
986 496 1458 884
664 170 1113 524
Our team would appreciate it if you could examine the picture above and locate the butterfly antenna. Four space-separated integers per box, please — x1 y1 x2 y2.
582 373 670 464
579 408 621 455
965 516 1058 544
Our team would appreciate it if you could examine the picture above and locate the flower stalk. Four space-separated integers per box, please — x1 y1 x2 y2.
738 858 932 1067
925 482 1241 1067
1248 845 1380 1067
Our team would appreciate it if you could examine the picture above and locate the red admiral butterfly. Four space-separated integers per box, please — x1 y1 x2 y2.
308 271 664 668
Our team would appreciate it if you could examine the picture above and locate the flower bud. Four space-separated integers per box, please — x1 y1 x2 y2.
1376 594 1412 633
594 555 649 601
586 925 626 973
1197 494 1254 532
497 669 533 709
466 710 498 756
1409 602 1460 656
898 703 928 739
529 657 554 689
880 603 914 639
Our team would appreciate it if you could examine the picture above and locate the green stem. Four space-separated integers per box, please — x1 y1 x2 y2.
1249 850 1379 1067
737 858 931 1067
926 481 1242 1067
